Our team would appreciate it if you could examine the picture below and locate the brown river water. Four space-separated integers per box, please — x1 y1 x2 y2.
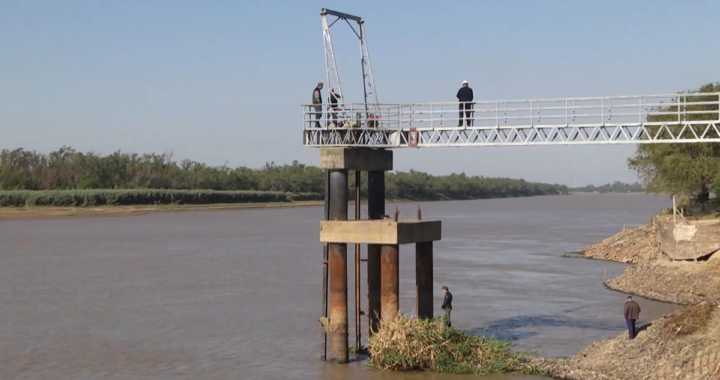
0 193 677 380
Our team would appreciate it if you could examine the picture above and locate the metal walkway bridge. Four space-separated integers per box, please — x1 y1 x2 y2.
302 92 720 148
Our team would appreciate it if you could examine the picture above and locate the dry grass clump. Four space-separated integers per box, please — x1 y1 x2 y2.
367 315 531 375
664 302 714 337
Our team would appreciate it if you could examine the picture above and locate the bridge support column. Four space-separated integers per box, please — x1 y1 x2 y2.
327 169 349 363
380 244 399 322
415 242 433 319
367 170 384 335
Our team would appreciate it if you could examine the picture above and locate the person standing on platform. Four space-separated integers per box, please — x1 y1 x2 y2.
624 295 641 339
328 88 342 128
456 80 474 127
312 82 324 128
441 285 453 327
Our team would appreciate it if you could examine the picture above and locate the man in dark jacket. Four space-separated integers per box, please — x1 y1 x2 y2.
441 285 453 327
624 296 641 339
456 80 474 127
328 88 342 127
312 82 323 128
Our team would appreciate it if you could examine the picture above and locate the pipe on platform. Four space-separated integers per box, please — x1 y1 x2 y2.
328 170 349 363
415 242 433 319
380 244 399 323
367 170 384 335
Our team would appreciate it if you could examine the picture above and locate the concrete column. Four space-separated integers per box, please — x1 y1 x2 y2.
327 170 348 363
380 244 399 323
415 242 433 319
366 170 384 335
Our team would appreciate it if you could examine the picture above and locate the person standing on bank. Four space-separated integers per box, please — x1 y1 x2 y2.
624 295 641 339
312 82 323 128
441 286 453 327
456 80 474 127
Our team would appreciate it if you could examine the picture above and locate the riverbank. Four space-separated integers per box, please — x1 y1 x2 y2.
0 194 570 221
538 218 720 379
579 218 720 305
537 302 720 380
0 201 325 221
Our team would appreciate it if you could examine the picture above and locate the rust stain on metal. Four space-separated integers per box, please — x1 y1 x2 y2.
380 244 399 322
328 242 349 363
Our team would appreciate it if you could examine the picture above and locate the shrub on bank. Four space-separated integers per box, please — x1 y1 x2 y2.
367 314 532 375
0 190 324 207
663 302 715 337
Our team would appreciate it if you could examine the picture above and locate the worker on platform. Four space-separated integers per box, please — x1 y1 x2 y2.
312 82 324 128
624 295 641 339
441 285 453 327
328 88 342 128
456 80 474 127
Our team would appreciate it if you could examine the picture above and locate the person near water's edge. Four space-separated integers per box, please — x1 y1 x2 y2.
312 82 323 128
441 286 453 327
624 295 641 339
456 80 474 127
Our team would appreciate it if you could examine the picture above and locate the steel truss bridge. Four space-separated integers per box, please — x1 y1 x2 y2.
302 92 720 148
309 8 719 149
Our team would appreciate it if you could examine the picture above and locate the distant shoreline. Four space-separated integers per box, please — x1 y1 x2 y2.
0 194 577 221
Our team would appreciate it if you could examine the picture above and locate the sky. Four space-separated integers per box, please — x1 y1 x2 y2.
1 0 719 186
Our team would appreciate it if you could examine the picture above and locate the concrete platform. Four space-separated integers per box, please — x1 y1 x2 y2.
320 219 441 245
319 147 393 171
656 217 720 260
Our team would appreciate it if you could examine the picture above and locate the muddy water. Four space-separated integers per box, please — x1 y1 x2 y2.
0 194 676 380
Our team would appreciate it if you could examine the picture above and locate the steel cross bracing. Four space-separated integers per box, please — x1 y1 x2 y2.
320 9 380 121
301 93 720 148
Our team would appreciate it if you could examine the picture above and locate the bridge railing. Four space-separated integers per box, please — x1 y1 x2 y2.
302 93 720 131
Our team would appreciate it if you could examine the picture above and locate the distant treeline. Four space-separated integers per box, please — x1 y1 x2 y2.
0 147 568 206
570 181 645 193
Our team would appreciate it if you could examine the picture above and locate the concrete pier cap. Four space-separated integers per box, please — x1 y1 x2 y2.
319 147 393 171
320 219 441 245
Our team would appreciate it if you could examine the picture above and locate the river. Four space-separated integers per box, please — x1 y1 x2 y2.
0 193 677 380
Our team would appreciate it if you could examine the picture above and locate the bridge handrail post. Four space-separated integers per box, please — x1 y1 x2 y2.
430 103 433 129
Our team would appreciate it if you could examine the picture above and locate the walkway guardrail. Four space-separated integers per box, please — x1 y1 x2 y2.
302 93 720 148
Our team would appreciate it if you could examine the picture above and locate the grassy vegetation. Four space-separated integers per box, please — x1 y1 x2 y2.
0 189 323 207
367 314 535 375
664 302 715 337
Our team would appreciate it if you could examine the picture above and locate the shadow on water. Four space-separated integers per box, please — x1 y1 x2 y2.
467 305 627 342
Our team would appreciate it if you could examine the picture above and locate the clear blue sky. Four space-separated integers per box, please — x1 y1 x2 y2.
1 0 718 186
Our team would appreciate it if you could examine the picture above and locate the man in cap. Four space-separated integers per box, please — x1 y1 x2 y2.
312 82 324 128
456 80 474 127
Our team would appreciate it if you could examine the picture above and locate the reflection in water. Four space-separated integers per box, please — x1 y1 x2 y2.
0 194 677 380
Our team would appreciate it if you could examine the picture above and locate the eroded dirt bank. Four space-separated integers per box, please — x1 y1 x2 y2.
581 219 720 305
537 303 720 380
537 219 720 379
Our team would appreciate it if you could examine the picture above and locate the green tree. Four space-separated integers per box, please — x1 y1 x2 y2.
628 82 720 210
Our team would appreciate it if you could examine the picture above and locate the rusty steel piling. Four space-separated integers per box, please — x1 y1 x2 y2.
321 170 330 360
415 241 433 319
327 170 349 363
366 170 384 335
380 244 399 322
353 170 361 352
